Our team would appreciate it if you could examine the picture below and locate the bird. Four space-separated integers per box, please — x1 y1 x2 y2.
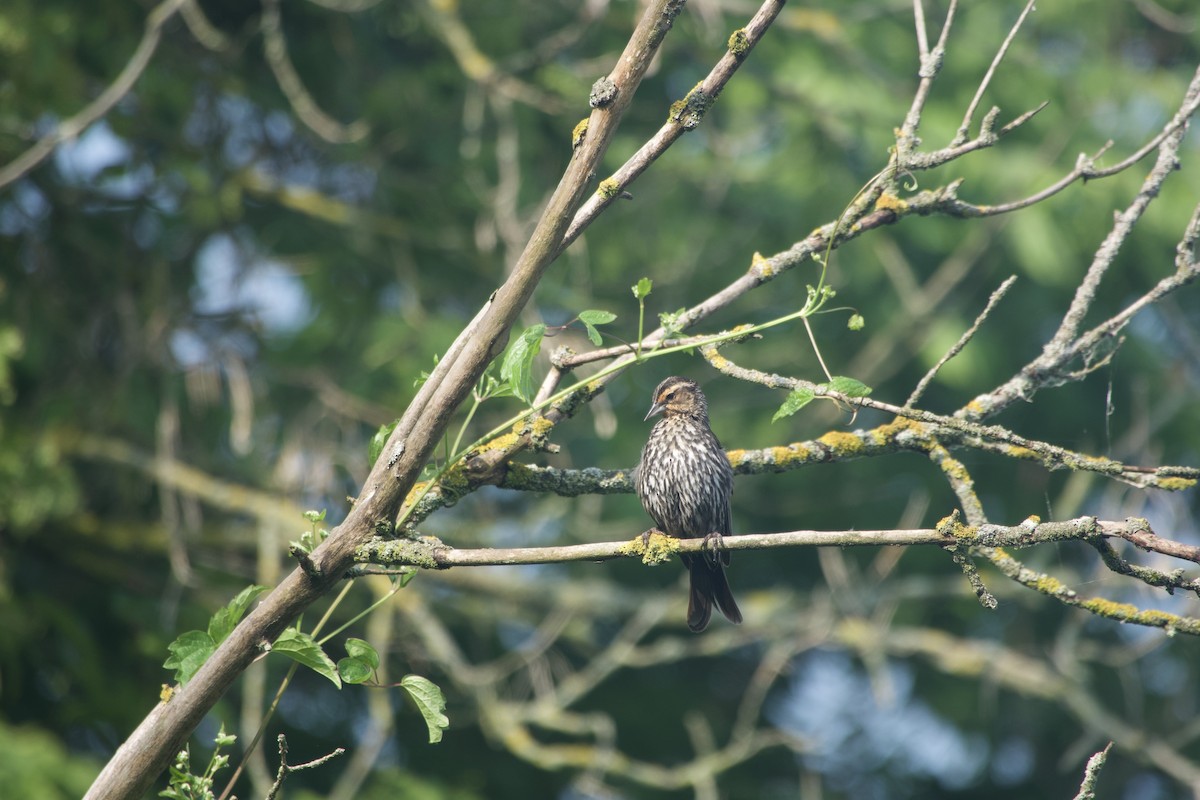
635 376 743 632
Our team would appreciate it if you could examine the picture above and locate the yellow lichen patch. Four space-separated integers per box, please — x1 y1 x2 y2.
571 118 589 149
952 524 979 543
1156 476 1197 491
1079 598 1144 620
725 448 748 469
1032 575 1068 595
869 416 921 447
727 27 750 57
619 531 679 565
750 251 773 276
597 178 621 199
817 430 864 455
1005 445 1039 461
484 431 521 452
403 479 431 507
529 416 555 437
770 444 809 466
874 193 909 213
705 350 731 371
964 400 987 415
937 455 972 483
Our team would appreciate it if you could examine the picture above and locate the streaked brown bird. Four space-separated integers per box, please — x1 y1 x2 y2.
635 376 743 632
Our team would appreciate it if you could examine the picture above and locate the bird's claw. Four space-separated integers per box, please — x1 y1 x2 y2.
642 528 657 549
702 532 726 567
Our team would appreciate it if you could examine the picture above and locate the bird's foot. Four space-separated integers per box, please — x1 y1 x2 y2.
642 527 658 549
701 532 726 567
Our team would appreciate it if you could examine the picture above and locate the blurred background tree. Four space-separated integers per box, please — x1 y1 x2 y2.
1 0 1199 798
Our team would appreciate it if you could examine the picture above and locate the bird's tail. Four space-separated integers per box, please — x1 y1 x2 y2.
685 556 743 633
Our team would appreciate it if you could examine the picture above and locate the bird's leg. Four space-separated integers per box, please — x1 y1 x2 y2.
701 531 726 566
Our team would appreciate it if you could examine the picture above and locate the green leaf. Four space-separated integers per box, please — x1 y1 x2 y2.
207 585 268 645
632 277 653 299
274 628 342 688
848 313 865 331
163 630 216 686
401 675 449 744
578 309 616 326
658 307 687 337
578 309 616 347
214 724 237 747
826 376 873 397
369 420 399 466
337 657 374 685
345 637 380 669
772 387 815 422
499 323 546 403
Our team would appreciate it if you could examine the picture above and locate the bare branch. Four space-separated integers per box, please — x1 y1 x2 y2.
953 0 1037 145
1071 743 1113 800
354 517 1165 567
0 0 188 190
261 0 370 143
907 275 1018 407
557 0 787 255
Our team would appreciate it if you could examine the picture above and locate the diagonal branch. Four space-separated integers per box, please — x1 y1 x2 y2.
0 0 188 190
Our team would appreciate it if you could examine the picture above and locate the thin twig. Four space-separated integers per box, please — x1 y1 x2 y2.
912 0 930 59
265 734 346 800
0 0 189 190
953 0 1037 145
907 275 1018 406
1071 743 1113 800
556 0 787 256
261 0 369 143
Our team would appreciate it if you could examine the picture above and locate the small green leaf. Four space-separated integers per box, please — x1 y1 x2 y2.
632 278 653 299
848 313 865 331
163 630 216 686
274 628 342 688
337 657 374 685
772 388 815 422
578 309 616 326
578 310 616 347
370 420 399 466
499 323 546 404
827 376 873 397
401 675 449 744
345 637 380 670
214 724 237 747
208 584 268 645
658 307 687 337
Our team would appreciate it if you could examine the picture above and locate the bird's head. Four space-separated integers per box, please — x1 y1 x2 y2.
645 376 708 421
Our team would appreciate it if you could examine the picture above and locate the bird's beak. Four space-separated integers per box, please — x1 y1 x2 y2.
644 401 664 421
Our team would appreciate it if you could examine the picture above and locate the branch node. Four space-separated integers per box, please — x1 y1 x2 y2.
289 545 323 579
